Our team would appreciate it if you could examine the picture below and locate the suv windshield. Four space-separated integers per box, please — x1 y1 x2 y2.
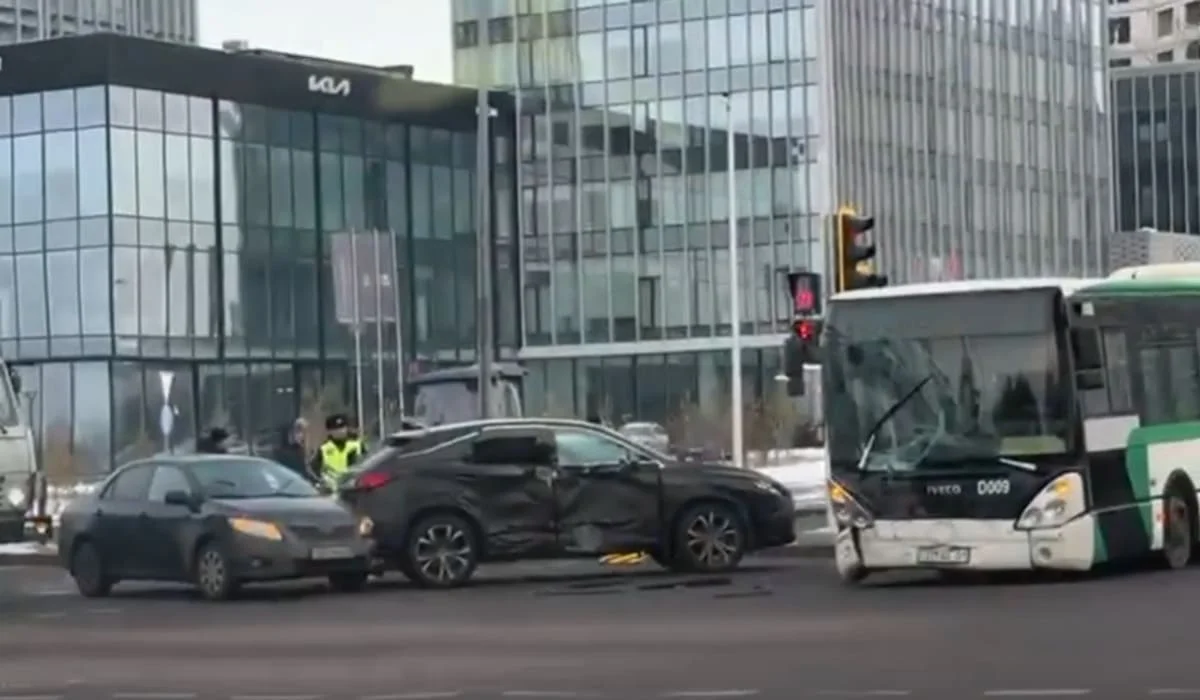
824 289 1072 473
189 459 318 499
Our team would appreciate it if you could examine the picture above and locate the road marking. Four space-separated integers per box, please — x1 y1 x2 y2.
662 693 761 698
87 607 121 615
983 692 1092 697
0 695 63 700
231 696 321 700
815 693 912 698
112 693 198 699
32 611 65 619
501 694 580 698
1150 692 1200 696
360 695 462 700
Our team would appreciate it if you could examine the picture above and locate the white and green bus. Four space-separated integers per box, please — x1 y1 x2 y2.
824 268 1200 582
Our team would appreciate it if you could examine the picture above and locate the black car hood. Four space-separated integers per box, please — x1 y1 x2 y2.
663 461 771 484
209 496 355 524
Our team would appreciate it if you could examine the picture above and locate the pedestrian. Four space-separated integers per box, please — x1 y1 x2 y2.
273 418 309 479
196 426 230 454
310 413 364 490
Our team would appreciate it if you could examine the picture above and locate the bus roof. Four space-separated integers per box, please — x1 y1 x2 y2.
1074 275 1200 297
831 278 1096 302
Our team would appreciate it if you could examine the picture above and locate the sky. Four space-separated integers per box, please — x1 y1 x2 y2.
196 0 454 83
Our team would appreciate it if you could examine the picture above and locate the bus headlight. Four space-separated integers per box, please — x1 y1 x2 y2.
1015 472 1084 531
5 486 25 508
828 480 874 529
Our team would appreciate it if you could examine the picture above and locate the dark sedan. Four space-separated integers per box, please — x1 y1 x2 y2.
338 418 796 589
58 455 373 601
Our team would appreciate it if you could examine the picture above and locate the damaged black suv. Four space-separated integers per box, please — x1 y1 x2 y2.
337 418 796 588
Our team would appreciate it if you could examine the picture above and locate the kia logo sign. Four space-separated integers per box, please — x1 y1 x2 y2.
308 75 350 97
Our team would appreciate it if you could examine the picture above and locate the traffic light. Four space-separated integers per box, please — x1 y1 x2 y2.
782 318 821 396
835 207 888 292
786 271 821 317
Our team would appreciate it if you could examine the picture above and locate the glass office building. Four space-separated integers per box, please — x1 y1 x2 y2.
1112 64 1200 236
0 33 518 473
0 0 195 44
453 0 1112 426
454 0 825 423
829 0 1111 281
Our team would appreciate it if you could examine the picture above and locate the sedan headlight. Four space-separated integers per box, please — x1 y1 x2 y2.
5 486 25 508
228 517 283 541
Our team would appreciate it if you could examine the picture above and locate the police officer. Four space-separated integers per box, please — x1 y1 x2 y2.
310 414 363 490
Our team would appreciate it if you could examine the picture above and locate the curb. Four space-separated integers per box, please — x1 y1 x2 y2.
0 551 58 567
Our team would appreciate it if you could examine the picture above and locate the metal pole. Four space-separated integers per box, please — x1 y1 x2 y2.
726 95 744 468
349 230 365 430
387 229 406 416
372 228 386 440
476 87 494 419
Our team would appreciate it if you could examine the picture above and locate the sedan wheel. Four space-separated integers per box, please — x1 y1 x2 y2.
672 502 746 574
402 513 479 589
71 541 113 598
194 543 239 601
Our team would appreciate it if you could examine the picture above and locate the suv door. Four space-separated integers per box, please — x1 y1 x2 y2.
94 464 154 576
142 465 196 580
548 426 662 554
466 427 558 559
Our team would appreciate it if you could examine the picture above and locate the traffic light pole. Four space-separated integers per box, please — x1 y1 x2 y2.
725 95 743 467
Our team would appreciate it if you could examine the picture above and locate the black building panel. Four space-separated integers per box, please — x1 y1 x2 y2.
0 33 515 132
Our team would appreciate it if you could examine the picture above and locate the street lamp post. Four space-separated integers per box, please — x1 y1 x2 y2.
725 94 743 467
476 86 496 419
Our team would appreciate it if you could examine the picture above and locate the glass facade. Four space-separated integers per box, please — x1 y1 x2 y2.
453 0 822 425
0 83 516 474
829 0 1112 281
0 0 196 45
1112 65 1200 235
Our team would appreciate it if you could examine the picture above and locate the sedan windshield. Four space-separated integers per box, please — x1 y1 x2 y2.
824 290 1073 473
189 459 318 499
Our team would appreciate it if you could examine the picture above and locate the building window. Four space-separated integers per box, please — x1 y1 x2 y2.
1110 57 1133 67
1188 1 1200 26
1158 8 1174 38
454 20 479 49
518 15 543 41
1109 17 1130 44
1158 50 1174 63
1188 41 1200 60
547 11 573 38
487 17 514 44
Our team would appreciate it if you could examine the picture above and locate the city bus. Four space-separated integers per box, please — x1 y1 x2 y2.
823 273 1200 582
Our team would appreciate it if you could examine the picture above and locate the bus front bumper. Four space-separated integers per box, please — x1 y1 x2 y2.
834 516 1095 575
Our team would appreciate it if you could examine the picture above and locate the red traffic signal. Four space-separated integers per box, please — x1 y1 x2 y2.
786 271 822 317
793 319 814 340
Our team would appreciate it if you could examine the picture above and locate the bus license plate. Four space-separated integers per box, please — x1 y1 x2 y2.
916 545 970 565
311 546 354 561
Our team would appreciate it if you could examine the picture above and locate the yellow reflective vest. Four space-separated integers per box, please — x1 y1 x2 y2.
318 439 362 486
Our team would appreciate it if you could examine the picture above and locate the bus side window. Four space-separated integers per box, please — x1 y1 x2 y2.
1071 328 1104 390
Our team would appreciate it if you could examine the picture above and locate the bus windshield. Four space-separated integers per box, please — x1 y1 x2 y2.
823 289 1072 473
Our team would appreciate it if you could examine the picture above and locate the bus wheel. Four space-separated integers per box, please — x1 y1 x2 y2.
1162 490 1195 570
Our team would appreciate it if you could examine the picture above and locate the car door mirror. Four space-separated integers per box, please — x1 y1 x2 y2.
164 490 196 509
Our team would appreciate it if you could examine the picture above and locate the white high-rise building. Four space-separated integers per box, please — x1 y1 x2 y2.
1108 0 1200 66
0 0 196 45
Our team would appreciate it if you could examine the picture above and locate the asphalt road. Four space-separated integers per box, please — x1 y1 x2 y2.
2 557 1199 700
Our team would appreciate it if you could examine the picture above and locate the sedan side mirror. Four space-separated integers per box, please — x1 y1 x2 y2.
164 490 197 509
